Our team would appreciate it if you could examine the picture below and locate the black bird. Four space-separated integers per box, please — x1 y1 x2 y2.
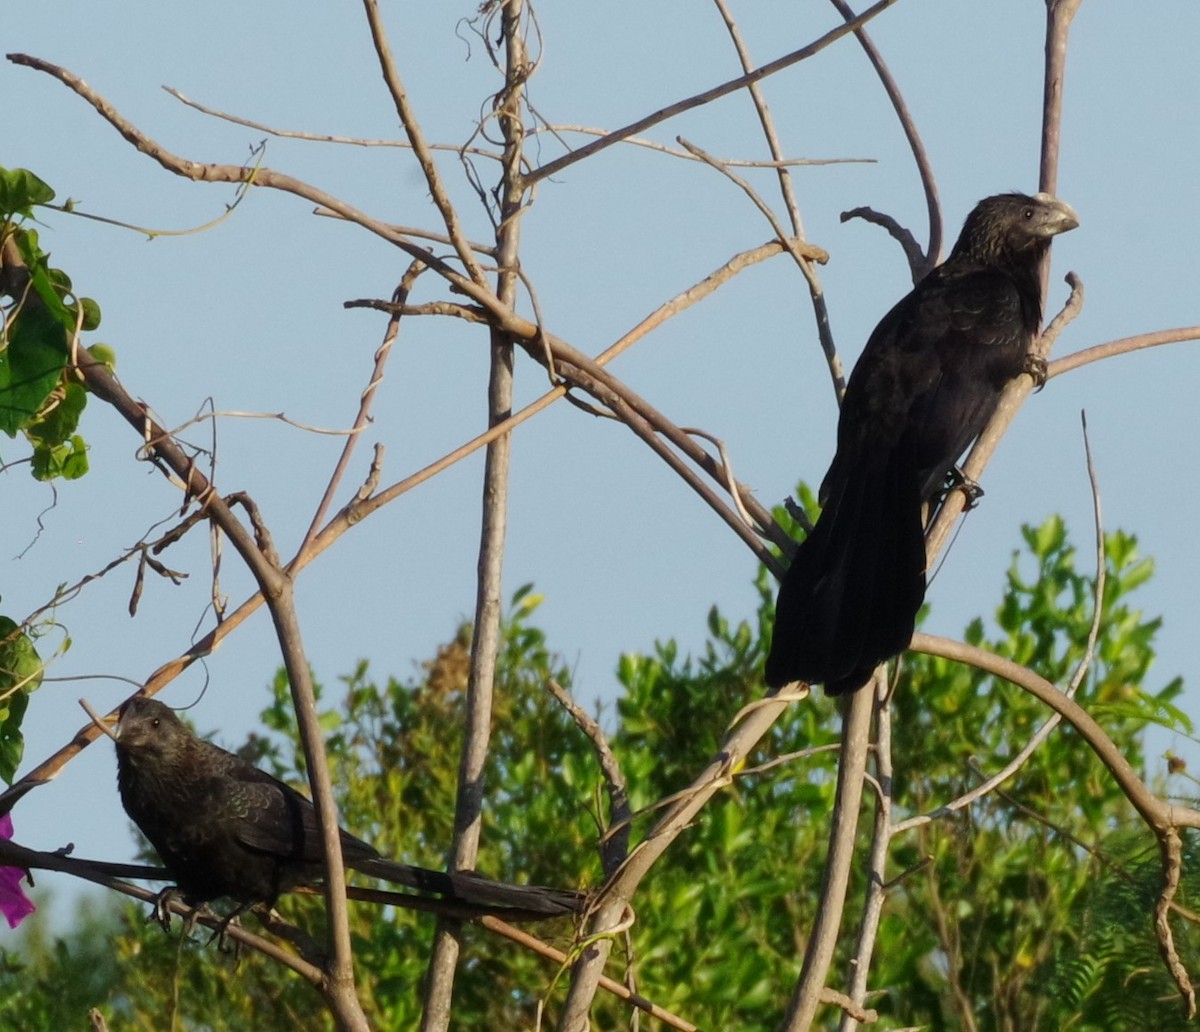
114 696 581 919
765 192 1079 695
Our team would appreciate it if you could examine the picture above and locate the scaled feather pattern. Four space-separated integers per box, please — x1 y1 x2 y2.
114 696 581 918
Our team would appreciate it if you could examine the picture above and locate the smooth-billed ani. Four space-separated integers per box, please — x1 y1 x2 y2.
765 192 1078 695
114 696 581 918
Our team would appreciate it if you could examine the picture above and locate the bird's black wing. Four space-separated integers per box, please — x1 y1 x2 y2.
894 265 1034 496
768 264 1031 694
225 761 582 917
221 759 379 868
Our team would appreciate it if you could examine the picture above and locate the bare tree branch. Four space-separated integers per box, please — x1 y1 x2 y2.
300 260 426 554
838 680 893 1030
525 0 901 185
840 205 927 284
360 0 489 289
779 682 875 1031
163 85 504 161
557 683 810 1030
530 124 873 168
421 2 530 1025
1048 325 1200 379
829 0 942 270
709 0 845 397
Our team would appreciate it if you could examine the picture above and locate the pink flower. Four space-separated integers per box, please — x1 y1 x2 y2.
0 813 35 929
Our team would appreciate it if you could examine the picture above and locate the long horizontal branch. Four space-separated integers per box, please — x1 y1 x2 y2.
1048 326 1200 378
0 837 324 983
531 124 873 168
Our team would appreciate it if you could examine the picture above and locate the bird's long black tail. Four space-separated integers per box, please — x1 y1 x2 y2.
765 452 926 694
350 855 583 919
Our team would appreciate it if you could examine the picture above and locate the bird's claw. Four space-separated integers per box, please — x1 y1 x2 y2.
149 887 181 933
1024 353 1048 391
946 466 985 510
205 904 248 954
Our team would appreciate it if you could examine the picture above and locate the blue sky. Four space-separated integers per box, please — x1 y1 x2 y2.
4 1 1199 927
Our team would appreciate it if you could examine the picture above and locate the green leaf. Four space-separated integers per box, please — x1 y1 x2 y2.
26 382 87 447
31 434 89 481
0 167 55 219
0 302 68 435
0 617 43 785
0 690 29 785
0 619 42 695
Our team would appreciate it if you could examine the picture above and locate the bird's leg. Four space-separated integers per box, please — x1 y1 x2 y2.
1024 353 1048 391
147 886 182 933
206 905 248 953
181 905 206 940
946 466 985 510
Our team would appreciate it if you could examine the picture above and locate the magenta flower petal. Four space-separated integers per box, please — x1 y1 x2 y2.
0 813 35 929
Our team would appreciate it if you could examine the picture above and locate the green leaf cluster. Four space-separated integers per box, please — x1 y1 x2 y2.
1 165 111 482
0 617 44 785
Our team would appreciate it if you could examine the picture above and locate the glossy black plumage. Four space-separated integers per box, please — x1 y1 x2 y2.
765 193 1078 695
114 696 580 918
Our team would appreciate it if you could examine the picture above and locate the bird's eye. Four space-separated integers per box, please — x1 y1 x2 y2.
1023 208 1034 219
151 718 160 728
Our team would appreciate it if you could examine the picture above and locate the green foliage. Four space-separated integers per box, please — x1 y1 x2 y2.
0 165 108 481
0 168 55 217
0 898 122 1028
880 516 1192 1030
0 617 44 785
1047 833 1200 1031
1 516 1192 1030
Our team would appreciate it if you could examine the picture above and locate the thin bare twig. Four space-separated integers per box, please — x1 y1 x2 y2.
361 0 488 289
530 124 872 168
708 0 844 397
1038 271 1085 355
78 698 117 741
677 138 830 271
300 260 426 554
546 679 631 877
828 0 942 269
525 0 900 185
1156 829 1196 1019
678 426 757 532
314 206 499 257
840 206 927 284
164 85 503 161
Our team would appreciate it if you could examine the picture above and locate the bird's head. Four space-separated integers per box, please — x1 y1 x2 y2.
115 696 189 758
953 192 1079 264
